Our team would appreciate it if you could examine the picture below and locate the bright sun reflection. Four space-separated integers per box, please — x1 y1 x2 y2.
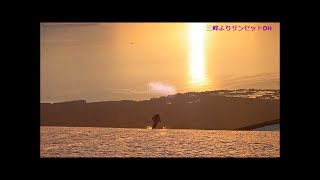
189 23 207 86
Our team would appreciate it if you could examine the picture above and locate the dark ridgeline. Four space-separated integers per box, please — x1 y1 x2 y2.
40 90 280 130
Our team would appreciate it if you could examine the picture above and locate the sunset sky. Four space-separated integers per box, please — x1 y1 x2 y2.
41 22 279 103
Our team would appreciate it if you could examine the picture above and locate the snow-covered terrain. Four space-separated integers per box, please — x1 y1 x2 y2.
41 126 279 158
253 124 279 131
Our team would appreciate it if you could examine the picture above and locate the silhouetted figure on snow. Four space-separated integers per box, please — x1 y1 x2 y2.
152 114 161 129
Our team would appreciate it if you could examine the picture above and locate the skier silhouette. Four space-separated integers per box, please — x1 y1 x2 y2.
152 114 161 129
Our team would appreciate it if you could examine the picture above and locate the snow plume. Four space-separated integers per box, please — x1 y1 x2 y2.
148 82 176 95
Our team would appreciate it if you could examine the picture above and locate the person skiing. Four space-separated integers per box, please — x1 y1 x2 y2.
152 114 161 129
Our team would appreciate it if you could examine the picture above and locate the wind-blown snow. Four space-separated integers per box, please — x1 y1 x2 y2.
148 82 176 95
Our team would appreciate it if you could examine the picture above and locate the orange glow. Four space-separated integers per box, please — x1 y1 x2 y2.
188 23 208 86
41 23 279 102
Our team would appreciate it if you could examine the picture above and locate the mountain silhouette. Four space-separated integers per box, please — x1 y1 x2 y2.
41 89 280 130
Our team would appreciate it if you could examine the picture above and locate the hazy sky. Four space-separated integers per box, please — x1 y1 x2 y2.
41 22 279 102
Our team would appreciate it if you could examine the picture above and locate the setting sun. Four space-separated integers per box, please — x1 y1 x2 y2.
189 23 207 86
